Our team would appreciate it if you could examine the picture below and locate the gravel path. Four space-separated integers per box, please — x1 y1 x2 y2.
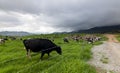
88 34 120 73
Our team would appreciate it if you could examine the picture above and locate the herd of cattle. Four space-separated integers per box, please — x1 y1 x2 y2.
63 35 101 44
0 36 22 44
0 34 102 60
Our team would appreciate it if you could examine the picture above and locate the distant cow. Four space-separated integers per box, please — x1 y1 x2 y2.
23 38 62 59
0 39 5 44
63 37 69 43
86 38 94 44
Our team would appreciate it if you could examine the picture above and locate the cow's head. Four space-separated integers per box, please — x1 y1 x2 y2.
56 46 62 55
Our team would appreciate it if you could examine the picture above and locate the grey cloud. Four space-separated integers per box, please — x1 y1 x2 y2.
0 14 19 23
0 0 120 33
39 0 120 31
0 0 41 14
0 10 24 27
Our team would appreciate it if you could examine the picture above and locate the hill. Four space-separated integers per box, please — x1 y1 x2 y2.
0 31 32 36
75 24 120 33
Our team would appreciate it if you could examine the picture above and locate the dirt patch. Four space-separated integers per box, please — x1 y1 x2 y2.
88 34 120 73
104 34 119 43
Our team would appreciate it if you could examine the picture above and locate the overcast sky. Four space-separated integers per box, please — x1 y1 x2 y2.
0 0 120 33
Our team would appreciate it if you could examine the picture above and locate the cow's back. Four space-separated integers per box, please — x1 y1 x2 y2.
23 39 56 52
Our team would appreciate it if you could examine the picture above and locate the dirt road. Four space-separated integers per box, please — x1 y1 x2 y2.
88 34 120 73
105 34 119 42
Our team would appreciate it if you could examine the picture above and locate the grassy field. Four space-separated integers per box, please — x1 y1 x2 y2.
0 33 105 73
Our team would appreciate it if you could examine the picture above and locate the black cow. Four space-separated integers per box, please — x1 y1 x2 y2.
23 38 62 59
63 37 69 43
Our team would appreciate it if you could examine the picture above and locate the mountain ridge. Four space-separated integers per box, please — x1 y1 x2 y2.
74 24 120 33
0 31 32 36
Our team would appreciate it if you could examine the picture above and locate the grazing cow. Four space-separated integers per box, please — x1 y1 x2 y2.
9 36 16 40
0 39 5 44
23 38 62 59
73 37 79 42
63 37 69 43
86 38 94 44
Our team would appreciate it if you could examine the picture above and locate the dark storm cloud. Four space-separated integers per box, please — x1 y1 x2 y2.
37 0 120 31
0 0 120 33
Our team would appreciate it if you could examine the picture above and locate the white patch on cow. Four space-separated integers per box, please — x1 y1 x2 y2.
23 47 26 49
28 49 31 59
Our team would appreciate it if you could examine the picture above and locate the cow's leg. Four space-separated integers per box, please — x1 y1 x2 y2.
26 49 31 59
40 52 45 59
47 52 50 56
26 49 29 57
28 49 31 59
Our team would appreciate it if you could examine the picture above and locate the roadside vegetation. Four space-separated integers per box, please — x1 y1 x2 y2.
0 33 105 73
116 34 120 41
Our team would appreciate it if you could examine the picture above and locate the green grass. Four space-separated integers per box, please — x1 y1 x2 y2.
0 33 104 73
116 34 120 41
